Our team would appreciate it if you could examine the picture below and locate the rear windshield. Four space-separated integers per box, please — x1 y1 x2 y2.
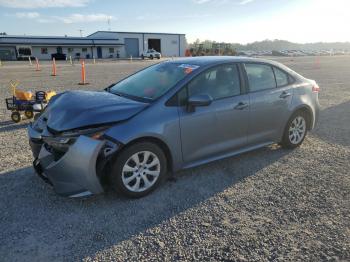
109 62 199 100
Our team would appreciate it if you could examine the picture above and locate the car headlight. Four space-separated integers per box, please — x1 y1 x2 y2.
61 126 110 139
43 126 110 151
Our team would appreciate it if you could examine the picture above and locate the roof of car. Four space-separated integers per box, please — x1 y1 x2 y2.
168 56 303 79
171 56 278 66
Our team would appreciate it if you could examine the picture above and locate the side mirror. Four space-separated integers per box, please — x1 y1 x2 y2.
187 94 213 112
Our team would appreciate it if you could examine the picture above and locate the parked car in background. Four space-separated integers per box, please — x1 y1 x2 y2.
141 49 161 59
28 57 320 198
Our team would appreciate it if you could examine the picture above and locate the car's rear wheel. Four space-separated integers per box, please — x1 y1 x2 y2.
141 55 144 60
281 111 308 149
150 55 154 60
110 142 167 198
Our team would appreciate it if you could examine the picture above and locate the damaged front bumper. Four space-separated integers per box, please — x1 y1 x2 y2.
28 124 117 197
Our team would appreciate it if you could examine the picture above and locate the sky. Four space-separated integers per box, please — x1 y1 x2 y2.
0 0 349 44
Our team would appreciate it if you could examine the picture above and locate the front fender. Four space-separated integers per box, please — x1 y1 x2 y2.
104 106 183 171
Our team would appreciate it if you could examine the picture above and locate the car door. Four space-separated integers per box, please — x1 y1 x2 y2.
243 63 294 145
178 63 249 165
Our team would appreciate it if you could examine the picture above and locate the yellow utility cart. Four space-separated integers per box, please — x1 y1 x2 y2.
5 80 56 123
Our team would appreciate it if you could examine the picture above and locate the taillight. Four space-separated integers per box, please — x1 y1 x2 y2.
312 84 320 92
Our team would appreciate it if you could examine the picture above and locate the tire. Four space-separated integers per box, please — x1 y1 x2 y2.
110 142 167 198
25 110 34 119
150 55 154 60
141 55 144 60
11 112 21 123
281 111 308 149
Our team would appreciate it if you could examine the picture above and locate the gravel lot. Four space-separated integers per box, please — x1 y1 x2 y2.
0 56 349 261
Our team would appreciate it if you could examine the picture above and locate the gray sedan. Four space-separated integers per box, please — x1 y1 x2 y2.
28 57 320 198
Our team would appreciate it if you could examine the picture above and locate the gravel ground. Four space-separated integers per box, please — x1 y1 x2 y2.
0 56 349 261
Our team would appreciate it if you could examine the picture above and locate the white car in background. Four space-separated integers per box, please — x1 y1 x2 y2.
141 49 161 60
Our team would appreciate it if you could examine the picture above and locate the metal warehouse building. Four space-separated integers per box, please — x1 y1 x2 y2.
0 31 187 60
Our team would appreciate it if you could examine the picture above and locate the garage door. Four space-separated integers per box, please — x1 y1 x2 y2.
148 39 161 53
125 38 139 57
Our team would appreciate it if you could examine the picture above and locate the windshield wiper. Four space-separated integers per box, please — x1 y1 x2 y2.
111 90 128 98
110 90 151 103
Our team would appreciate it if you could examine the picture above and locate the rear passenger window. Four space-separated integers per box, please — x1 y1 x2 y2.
273 67 289 87
245 63 276 92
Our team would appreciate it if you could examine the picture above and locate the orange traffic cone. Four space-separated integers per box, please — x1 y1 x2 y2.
78 60 89 85
51 58 57 76
35 58 41 71
185 49 192 57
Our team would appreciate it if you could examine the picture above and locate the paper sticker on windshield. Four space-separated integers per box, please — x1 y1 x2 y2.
178 64 200 70
178 64 200 74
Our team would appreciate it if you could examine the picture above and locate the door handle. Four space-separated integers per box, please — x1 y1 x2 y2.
280 91 292 99
234 102 248 110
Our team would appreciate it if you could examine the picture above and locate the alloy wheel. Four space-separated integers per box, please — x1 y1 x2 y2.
121 151 161 193
288 116 306 144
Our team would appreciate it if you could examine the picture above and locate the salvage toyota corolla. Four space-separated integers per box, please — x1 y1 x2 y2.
28 57 320 198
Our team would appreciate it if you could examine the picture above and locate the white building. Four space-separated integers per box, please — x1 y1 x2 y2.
88 31 187 58
0 31 187 60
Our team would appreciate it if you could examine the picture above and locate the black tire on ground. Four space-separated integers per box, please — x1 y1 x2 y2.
141 55 144 60
150 55 154 60
281 110 308 149
109 141 167 198
11 112 21 123
24 110 34 119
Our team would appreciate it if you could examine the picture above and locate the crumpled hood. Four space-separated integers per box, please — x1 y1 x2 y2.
44 90 148 132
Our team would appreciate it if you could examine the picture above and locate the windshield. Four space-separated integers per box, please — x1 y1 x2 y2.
109 62 199 100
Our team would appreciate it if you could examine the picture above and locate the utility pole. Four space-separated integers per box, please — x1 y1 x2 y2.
78 29 83 37
107 17 111 31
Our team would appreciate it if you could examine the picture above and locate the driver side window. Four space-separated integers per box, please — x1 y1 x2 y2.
187 64 241 100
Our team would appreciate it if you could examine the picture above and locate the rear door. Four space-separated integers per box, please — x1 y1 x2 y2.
244 63 294 144
178 63 249 165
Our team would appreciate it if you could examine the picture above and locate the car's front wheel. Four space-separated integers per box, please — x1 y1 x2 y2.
281 111 308 149
110 142 167 198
